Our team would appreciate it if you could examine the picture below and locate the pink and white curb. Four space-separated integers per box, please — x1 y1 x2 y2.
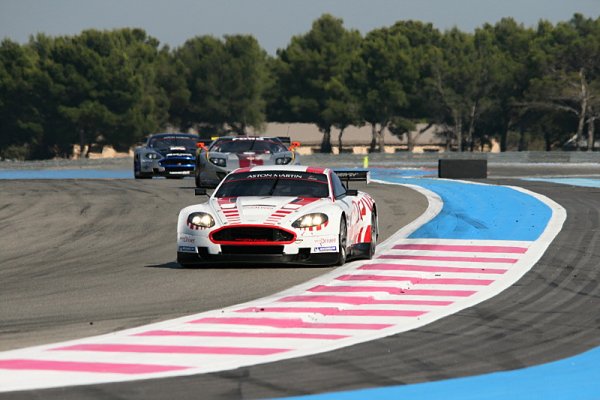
0 183 566 392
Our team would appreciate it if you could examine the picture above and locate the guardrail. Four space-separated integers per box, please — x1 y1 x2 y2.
303 151 600 167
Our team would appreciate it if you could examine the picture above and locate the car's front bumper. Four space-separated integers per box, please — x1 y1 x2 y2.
177 249 338 266
177 230 340 266
140 157 195 176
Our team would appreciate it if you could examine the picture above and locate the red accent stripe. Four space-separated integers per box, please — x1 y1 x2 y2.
364 225 372 243
360 200 367 215
134 330 347 340
309 285 476 297
360 263 507 274
392 244 528 253
279 295 453 306
0 359 187 374
359 198 370 212
378 255 518 263
336 274 493 286
54 343 288 356
357 227 364 243
190 317 391 330
306 167 325 174
237 307 426 317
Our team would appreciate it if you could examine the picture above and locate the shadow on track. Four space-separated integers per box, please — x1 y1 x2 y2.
144 261 329 270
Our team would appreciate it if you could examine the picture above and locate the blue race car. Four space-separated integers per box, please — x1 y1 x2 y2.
134 133 199 179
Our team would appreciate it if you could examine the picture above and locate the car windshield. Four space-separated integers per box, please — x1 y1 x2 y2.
149 136 197 149
209 139 286 154
215 171 329 198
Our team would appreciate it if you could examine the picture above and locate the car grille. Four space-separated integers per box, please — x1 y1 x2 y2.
221 245 284 255
161 157 194 167
211 227 295 243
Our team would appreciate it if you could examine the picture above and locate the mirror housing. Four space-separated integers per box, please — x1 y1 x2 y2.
289 141 301 151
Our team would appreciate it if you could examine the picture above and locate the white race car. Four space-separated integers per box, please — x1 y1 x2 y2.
177 165 378 266
195 136 300 188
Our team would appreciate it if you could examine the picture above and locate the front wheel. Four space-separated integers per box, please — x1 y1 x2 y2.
336 218 348 266
133 161 152 179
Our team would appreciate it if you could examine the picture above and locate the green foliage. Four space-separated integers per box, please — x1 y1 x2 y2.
524 14 600 150
175 34 269 135
0 39 44 158
1 14 599 159
273 14 362 152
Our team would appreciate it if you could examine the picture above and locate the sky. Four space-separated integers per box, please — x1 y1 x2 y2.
1 0 599 54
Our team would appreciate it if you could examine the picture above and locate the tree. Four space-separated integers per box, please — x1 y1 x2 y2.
221 35 269 133
0 39 44 159
423 27 511 152
274 14 362 153
28 29 166 157
478 18 536 151
387 21 442 151
525 15 600 150
176 34 269 135
358 26 417 152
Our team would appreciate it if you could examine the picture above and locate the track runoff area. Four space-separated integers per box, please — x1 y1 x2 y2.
0 170 566 395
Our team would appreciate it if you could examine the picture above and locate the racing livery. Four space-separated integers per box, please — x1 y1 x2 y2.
134 133 198 179
177 165 377 266
195 136 300 188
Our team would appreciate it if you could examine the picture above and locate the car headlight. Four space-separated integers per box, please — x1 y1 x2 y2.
292 213 328 228
276 157 292 165
145 152 162 160
188 212 215 228
209 157 227 167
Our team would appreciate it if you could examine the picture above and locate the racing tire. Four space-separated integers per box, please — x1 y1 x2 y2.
367 211 378 259
133 161 152 179
336 217 348 266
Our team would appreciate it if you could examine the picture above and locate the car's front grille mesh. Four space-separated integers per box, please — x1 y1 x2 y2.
221 245 284 255
212 227 294 242
161 158 193 166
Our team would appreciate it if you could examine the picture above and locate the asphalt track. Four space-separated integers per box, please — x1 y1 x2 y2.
1 175 599 399
0 180 426 351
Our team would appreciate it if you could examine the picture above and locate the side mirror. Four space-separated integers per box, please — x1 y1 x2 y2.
289 141 301 151
194 188 208 196
346 189 358 197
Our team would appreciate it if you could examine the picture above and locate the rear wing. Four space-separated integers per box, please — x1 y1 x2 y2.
334 169 370 187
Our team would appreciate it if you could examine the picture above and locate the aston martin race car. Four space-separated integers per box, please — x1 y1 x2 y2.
134 133 198 179
177 166 377 266
194 136 300 188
